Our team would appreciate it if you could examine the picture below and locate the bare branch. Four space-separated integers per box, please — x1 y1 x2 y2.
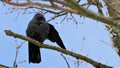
3 0 120 29
4 30 112 68
64 0 120 29
13 40 25 68
3 0 77 14
104 0 120 15
61 54 70 68
47 12 67 22
0 64 11 68
103 0 120 57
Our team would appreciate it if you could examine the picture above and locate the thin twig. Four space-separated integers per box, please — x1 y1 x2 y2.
41 8 64 14
47 12 67 22
56 13 68 24
13 40 25 68
61 54 70 68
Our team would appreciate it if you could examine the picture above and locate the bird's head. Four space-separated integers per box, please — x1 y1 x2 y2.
34 13 46 22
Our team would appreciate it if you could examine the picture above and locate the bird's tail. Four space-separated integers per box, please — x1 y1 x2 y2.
28 42 41 63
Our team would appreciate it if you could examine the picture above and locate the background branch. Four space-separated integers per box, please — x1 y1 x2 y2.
103 0 120 57
61 54 70 68
3 0 120 29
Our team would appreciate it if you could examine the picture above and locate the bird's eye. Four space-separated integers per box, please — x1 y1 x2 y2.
37 17 43 21
37 17 46 22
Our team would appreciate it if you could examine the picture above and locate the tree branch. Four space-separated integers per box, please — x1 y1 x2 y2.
64 0 120 29
103 0 120 57
3 0 120 29
0 64 11 68
61 54 70 68
3 0 78 14
4 30 112 68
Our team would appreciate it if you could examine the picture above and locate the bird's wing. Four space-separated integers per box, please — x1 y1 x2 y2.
47 23 66 49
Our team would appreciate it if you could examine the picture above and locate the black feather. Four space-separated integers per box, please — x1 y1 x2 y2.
26 13 66 63
47 23 66 49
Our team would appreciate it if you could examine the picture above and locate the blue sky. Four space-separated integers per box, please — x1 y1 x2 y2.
0 1 120 68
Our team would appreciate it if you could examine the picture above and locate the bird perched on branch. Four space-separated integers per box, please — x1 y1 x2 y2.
26 13 66 63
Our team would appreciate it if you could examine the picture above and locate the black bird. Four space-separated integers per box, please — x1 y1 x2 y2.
26 13 66 63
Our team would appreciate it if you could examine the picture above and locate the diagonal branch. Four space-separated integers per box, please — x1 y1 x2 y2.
3 0 77 14
3 0 120 29
4 30 112 68
0 64 11 68
64 0 120 29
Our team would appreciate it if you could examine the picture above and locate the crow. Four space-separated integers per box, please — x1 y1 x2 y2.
26 13 66 63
